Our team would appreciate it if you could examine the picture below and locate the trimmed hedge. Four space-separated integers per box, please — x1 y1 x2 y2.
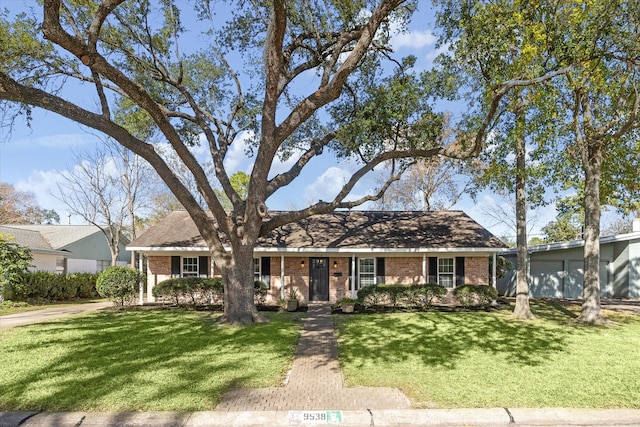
152 278 269 307
96 266 144 307
453 284 498 308
357 283 447 309
357 283 497 309
10 272 99 302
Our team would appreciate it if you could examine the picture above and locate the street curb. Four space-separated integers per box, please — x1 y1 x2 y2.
3 408 640 427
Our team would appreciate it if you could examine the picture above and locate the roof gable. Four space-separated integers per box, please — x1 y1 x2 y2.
129 210 506 251
7 225 130 250
0 225 66 255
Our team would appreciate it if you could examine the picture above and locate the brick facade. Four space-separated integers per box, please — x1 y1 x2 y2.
146 254 491 304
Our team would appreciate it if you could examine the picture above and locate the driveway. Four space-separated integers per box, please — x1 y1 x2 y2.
0 302 112 329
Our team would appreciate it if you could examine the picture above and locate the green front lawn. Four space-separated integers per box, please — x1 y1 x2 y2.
335 302 640 408
0 310 301 411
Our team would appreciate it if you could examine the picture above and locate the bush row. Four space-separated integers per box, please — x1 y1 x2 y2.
152 277 268 307
356 283 497 309
8 271 99 302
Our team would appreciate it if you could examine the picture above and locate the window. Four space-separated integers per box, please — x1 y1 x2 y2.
253 258 261 282
359 258 375 287
182 257 198 277
438 258 454 288
96 260 110 272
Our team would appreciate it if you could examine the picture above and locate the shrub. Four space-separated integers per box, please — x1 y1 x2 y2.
96 266 143 307
453 285 498 308
407 283 447 308
10 271 99 302
357 283 447 310
152 277 224 306
254 281 268 305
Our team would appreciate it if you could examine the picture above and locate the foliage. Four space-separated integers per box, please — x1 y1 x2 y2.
287 287 299 301
0 182 59 224
0 0 513 324
152 277 223 306
0 310 301 411
334 303 640 408
0 233 32 301
452 285 498 308
152 277 268 306
10 272 98 302
95 266 143 307
357 283 448 309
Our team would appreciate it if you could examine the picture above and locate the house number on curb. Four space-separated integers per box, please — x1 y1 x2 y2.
288 410 343 424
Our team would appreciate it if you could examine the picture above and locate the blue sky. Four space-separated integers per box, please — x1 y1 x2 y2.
0 0 579 241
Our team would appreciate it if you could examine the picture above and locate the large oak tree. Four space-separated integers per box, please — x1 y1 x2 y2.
1 0 527 324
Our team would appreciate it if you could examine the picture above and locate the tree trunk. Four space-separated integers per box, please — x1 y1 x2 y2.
576 144 606 324
512 101 535 319
217 246 269 325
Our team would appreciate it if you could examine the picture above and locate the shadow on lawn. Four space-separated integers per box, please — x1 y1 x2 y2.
0 310 299 411
336 308 580 370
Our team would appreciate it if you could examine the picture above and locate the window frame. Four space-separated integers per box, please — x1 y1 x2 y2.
438 257 455 288
358 257 376 288
182 256 199 277
253 258 261 282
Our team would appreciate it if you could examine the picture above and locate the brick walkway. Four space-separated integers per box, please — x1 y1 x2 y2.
215 303 410 411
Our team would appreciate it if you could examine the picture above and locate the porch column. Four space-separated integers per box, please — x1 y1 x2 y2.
422 254 427 284
146 256 155 302
281 255 285 300
492 253 497 288
351 255 356 299
138 252 143 305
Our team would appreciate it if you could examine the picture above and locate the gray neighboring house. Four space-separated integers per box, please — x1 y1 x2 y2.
497 220 640 299
128 210 507 304
2 225 130 274
0 225 69 273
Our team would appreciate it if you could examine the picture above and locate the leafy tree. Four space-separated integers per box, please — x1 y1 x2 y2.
0 182 59 224
434 0 570 319
0 1 526 324
0 233 32 301
215 172 250 212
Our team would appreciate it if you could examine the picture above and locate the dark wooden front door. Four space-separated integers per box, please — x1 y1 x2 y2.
310 257 329 301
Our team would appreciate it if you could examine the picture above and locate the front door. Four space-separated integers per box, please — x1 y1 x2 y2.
310 257 329 301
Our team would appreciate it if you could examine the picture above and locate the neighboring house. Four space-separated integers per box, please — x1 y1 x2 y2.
3 225 130 274
128 210 507 303
497 220 640 299
0 225 68 273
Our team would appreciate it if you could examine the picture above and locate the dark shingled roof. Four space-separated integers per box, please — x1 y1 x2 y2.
129 210 506 250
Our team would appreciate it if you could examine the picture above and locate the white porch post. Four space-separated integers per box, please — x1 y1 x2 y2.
137 251 143 305
422 254 427 284
492 253 497 288
281 255 285 300
351 255 356 299
146 256 155 302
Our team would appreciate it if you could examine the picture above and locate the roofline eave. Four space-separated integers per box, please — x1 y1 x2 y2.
127 246 508 254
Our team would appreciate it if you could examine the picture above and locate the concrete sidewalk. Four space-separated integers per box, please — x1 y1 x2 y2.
216 303 409 411
3 408 640 426
0 301 112 329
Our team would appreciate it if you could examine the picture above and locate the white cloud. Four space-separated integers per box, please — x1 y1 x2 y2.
303 167 350 205
224 131 255 173
21 133 90 149
391 30 437 50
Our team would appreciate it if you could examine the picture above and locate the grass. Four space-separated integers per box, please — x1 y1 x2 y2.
0 309 301 411
0 299 106 316
334 301 640 409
